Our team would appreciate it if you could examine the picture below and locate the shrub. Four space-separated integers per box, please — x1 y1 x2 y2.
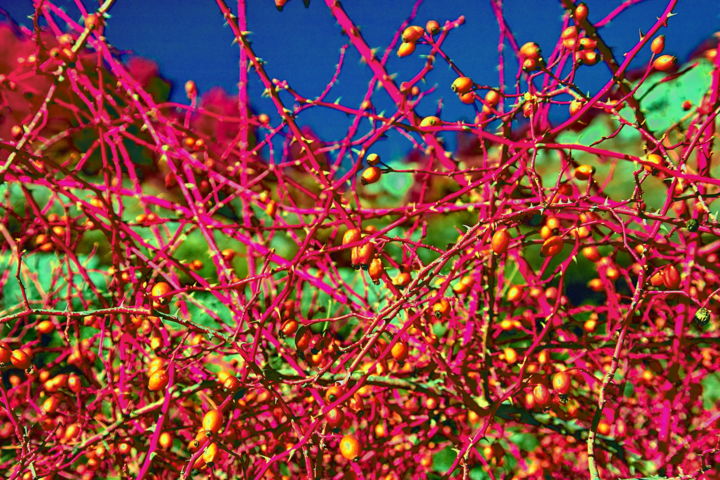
0 1 719 479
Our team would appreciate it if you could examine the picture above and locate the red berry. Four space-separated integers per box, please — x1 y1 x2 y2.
532 384 551 407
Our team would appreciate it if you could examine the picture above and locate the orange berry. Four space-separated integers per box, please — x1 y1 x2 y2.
579 37 597 50
561 26 578 40
159 431 173 449
520 42 541 60
507 285 524 302
184 80 197 98
281 319 298 336
393 271 411 287
361 166 381 185
561 26 578 49
569 99 584 115
0 344 12 363
539 225 554 240
325 385 344 403
574 164 595 180
503 347 518 365
584 318 597 332
651 35 665 55
339 434 361 461
326 408 344 428
342 228 361 246
524 391 536 409
491 228 511 255
397 42 416 58
653 55 677 72
484 89 501 107
432 298 451 318
391 342 409 362
579 49 599 65
582 246 601 262
351 242 375 268
587 278 604 292
202 442 219 464
68 374 82 393
597 420 611 436
546 216 561 230
265 200 277 217
541 236 564 257
650 271 665 287
151 282 172 302
419 116 440 128
552 371 571 394
401 26 424 43
605 266 620 281
453 275 474 294
202 409 223 433
117 441 132 455
522 57 539 72
84 14 102 30
368 257 384 282
10 349 32 369
458 92 475 104
11 125 23 139
662 265 681 289
425 20 441 35
574 3 589 23
147 357 165 376
532 384 551 407
402 25 425 42
644 153 664 173
570 225 591 239
148 370 169 391
451 76 473 95
42 395 60 414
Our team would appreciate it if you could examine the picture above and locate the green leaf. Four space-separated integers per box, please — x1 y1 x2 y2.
636 60 714 133
432 447 457 473
702 372 720 410
470 467 491 480
509 432 539 451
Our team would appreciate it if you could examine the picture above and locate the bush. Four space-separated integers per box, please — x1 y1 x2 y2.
0 1 719 479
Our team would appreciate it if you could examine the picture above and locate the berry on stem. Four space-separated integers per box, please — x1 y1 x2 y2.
401 26 424 43
653 54 677 71
10 349 32 369
202 409 223 433
339 434 361 460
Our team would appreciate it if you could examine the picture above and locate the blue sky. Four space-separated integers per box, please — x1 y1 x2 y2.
1 0 719 162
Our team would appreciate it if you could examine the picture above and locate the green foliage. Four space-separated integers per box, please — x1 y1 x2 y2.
702 372 720 410
184 291 233 328
637 60 715 133
509 431 539 452
376 160 415 199
0 253 106 312
432 446 457 473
